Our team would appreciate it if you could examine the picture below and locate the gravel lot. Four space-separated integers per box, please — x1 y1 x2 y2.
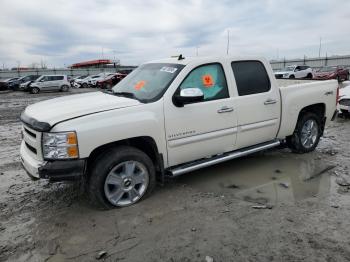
0 88 350 262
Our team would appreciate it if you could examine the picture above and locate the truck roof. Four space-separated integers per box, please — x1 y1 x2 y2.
147 55 268 65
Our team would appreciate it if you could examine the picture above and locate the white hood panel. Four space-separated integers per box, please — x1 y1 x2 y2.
23 91 140 127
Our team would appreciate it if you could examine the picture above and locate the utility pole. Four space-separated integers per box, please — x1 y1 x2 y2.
318 37 322 58
226 30 230 55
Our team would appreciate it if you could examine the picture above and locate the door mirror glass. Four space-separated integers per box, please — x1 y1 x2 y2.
174 88 204 106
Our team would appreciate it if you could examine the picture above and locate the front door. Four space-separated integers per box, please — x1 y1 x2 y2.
164 63 238 167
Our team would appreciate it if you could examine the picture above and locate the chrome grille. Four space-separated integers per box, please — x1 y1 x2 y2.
22 124 43 161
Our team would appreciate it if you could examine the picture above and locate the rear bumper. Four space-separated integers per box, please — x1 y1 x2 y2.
20 141 86 182
339 104 350 112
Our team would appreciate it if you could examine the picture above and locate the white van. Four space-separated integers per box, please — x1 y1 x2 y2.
29 75 70 94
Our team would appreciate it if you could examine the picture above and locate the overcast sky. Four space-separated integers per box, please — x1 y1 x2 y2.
0 0 349 68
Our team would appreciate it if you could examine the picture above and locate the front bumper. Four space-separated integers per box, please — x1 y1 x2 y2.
20 141 86 181
339 104 350 112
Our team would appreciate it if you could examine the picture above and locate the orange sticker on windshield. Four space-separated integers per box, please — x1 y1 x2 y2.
134 80 146 90
202 74 214 87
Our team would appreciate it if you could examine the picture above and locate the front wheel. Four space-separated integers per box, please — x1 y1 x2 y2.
286 112 322 153
87 146 156 209
289 75 295 79
30 87 40 94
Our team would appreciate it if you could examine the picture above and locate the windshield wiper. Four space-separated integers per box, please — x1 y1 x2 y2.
113 91 139 101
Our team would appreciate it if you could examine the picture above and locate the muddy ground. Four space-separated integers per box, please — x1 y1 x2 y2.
0 88 350 262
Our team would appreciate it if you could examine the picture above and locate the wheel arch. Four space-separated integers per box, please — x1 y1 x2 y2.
297 103 326 133
86 136 164 181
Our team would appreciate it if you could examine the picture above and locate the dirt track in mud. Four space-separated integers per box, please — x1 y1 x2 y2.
1 89 350 262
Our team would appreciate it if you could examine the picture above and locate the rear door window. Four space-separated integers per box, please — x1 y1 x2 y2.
231 61 271 96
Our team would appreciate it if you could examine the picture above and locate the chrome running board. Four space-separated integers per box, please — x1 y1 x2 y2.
169 140 281 177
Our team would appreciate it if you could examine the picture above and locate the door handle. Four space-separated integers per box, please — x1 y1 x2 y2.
324 91 333 96
264 99 277 105
217 106 234 113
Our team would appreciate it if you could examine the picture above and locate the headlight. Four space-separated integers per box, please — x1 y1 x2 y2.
42 131 79 159
283 73 289 77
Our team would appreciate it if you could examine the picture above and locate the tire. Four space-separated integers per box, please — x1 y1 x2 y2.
289 75 295 79
30 87 40 94
337 75 341 83
61 85 69 92
87 146 156 209
286 112 322 153
106 83 112 89
306 73 313 79
346 73 349 81
82 83 88 88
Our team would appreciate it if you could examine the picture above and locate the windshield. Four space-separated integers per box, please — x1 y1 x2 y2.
112 63 185 102
282 66 295 72
319 66 337 72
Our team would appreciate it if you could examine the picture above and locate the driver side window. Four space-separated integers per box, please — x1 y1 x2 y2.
179 63 229 101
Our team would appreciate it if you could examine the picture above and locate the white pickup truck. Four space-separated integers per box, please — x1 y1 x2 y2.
20 56 338 208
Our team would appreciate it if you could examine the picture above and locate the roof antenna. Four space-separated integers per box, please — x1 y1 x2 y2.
178 54 185 60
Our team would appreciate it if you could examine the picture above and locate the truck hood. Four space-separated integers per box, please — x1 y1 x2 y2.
21 91 140 131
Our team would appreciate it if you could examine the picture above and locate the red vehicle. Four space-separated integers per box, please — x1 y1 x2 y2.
313 66 349 82
96 73 127 89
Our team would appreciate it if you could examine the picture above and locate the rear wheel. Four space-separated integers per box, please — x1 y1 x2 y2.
30 87 40 94
306 73 313 79
286 112 322 153
289 75 295 79
82 83 88 88
87 146 156 209
61 85 69 92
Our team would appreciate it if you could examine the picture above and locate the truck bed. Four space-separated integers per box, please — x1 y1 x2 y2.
276 79 320 87
276 79 338 139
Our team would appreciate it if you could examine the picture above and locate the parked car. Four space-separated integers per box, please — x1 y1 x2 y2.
70 75 88 87
6 75 41 90
96 73 127 89
18 75 42 91
89 73 114 87
0 77 19 90
73 75 91 88
274 65 313 79
20 56 338 208
29 75 70 94
338 83 350 117
313 66 349 82
78 75 101 88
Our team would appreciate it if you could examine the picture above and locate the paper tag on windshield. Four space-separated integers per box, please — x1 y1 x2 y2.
160 67 177 73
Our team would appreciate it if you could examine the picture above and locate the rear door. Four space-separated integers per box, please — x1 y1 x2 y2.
230 60 281 149
53 76 64 90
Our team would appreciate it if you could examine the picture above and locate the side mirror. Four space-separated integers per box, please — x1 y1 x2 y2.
174 88 204 107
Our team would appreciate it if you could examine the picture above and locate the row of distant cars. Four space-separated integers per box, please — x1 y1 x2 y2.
0 71 130 94
71 71 128 89
274 65 349 81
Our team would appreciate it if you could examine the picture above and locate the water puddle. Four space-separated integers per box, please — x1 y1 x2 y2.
177 151 333 205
